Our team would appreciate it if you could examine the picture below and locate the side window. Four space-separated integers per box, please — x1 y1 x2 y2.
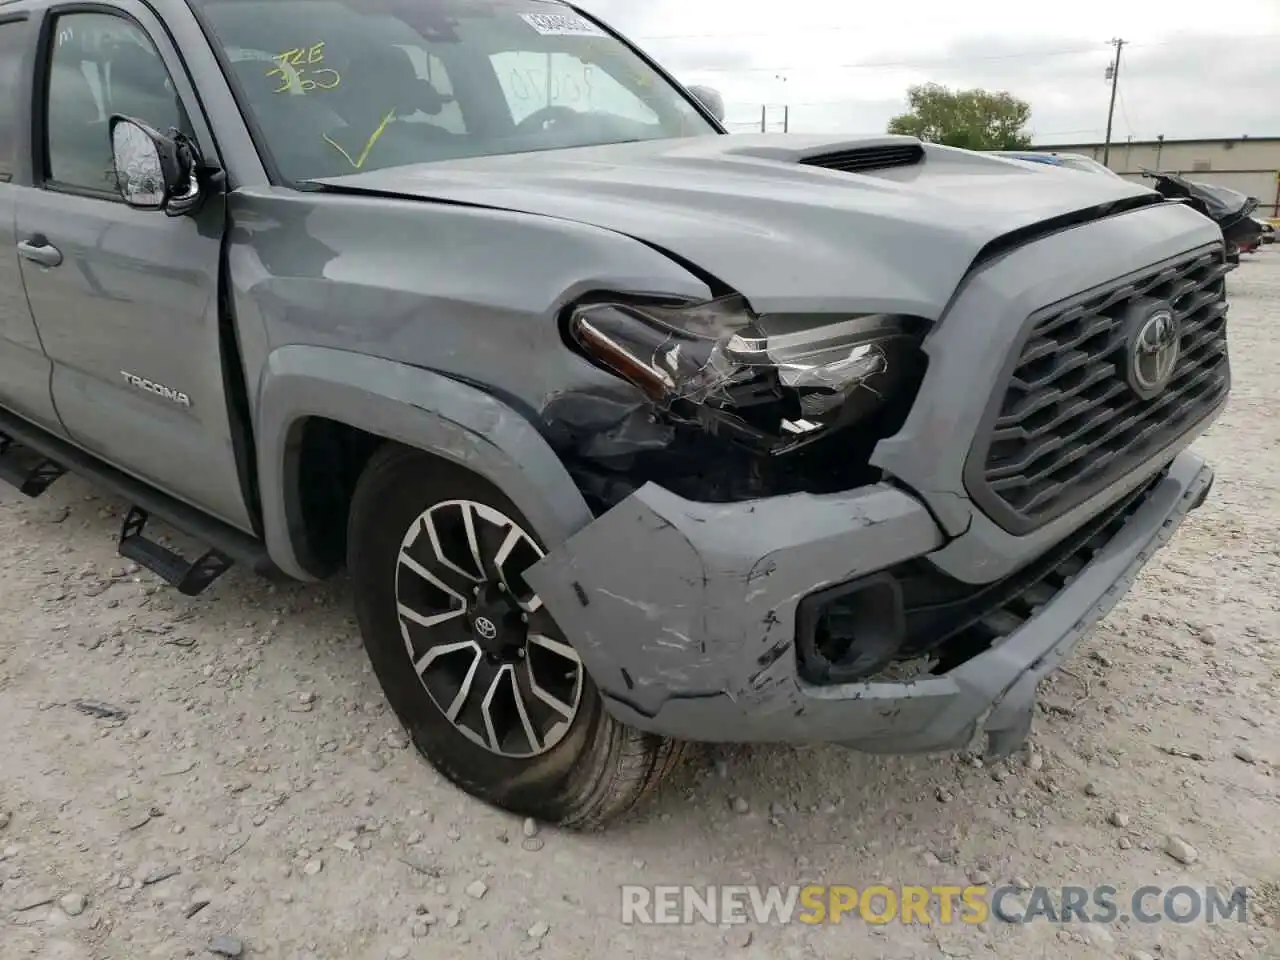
0 19 27 182
490 51 659 126
44 13 187 194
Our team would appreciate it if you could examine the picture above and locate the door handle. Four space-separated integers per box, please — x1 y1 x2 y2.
17 239 63 268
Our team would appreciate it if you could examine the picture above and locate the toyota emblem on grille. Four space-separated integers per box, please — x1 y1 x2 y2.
1127 307 1181 399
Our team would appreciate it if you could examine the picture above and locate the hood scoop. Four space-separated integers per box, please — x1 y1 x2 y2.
801 142 925 175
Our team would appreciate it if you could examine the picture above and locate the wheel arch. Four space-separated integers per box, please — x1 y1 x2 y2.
256 345 595 581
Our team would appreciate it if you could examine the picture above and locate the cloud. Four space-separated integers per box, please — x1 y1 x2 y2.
577 0 1280 142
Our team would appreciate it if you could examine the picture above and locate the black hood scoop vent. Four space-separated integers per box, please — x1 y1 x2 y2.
801 142 925 174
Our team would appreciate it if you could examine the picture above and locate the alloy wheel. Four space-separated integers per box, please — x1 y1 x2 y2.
393 499 583 758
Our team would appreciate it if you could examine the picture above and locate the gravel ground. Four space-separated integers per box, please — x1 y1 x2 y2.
1 252 1277 960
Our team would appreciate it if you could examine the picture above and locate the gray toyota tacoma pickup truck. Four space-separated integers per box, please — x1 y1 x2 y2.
0 0 1229 827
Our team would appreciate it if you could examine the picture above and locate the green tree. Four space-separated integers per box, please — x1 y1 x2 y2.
888 83 1033 151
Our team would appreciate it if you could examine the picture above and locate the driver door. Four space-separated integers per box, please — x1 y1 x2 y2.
12 1 254 532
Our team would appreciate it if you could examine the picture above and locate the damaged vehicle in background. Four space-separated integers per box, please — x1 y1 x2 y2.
994 150 1123 177
0 0 1230 828
1144 171 1264 263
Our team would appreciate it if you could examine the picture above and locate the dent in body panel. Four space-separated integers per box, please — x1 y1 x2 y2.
556 452 1210 746
230 187 721 577
228 186 712 378
522 482 943 719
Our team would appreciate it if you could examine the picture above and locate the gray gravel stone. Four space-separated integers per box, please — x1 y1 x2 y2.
208 935 244 958
1164 835 1198 865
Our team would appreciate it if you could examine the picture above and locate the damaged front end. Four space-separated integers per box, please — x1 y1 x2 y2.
1144 171 1263 263
541 294 930 510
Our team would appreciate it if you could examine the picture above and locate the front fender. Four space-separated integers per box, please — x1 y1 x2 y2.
256 345 594 580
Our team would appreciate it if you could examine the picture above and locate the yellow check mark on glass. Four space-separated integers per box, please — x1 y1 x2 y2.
323 110 396 170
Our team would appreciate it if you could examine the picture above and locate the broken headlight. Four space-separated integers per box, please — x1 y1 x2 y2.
566 294 927 454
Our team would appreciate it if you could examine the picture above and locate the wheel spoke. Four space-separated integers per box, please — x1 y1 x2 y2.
528 632 582 665
525 657 577 719
461 504 486 581
492 526 523 574
487 526 542 609
412 638 476 676
421 510 484 592
398 550 468 605
480 664 511 753
443 646 482 721
398 601 465 631
473 517 509 582
509 667 542 754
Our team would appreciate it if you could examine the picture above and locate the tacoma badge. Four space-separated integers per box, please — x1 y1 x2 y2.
120 371 192 407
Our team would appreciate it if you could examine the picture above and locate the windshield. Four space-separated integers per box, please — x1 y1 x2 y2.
1056 155 1121 178
187 0 716 182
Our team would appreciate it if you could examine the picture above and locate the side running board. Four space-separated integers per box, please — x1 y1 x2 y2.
0 432 67 497
0 409 279 588
118 506 233 596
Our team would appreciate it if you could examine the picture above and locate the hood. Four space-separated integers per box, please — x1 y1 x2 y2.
317 133 1163 316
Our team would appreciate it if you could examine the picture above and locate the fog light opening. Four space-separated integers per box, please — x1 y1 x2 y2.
796 574 906 684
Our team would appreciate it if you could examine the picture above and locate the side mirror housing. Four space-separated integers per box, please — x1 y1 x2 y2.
109 115 205 216
686 84 725 123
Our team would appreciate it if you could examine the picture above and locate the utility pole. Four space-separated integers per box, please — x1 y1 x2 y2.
776 73 788 133
1103 38 1125 167
760 104 767 132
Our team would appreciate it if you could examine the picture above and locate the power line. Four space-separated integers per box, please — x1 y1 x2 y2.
677 45 1108 76
654 32 1280 77
635 25 1280 47
735 81 1280 110
1034 129 1116 139
1117 87 1136 141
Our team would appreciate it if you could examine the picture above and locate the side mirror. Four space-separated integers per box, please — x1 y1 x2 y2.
109 115 203 216
686 84 725 123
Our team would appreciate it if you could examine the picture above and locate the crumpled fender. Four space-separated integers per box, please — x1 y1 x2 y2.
255 344 595 580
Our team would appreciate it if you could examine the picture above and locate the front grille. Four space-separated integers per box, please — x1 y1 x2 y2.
966 244 1230 534
801 142 923 174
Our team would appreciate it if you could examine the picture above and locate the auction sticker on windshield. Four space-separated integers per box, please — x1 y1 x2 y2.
520 11 606 37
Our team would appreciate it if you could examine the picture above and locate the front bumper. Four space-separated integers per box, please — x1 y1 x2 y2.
524 450 1213 756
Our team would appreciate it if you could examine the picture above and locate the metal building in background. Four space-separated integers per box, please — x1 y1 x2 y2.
1032 136 1280 218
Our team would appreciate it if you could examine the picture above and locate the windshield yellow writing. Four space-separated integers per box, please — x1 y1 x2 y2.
323 110 397 170
267 41 341 94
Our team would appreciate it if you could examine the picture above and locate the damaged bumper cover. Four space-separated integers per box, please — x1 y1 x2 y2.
524 450 1214 755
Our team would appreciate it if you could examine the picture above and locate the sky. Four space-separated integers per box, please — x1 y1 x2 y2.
576 0 1280 144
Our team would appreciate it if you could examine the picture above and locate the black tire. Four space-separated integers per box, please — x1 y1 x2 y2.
347 443 685 828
